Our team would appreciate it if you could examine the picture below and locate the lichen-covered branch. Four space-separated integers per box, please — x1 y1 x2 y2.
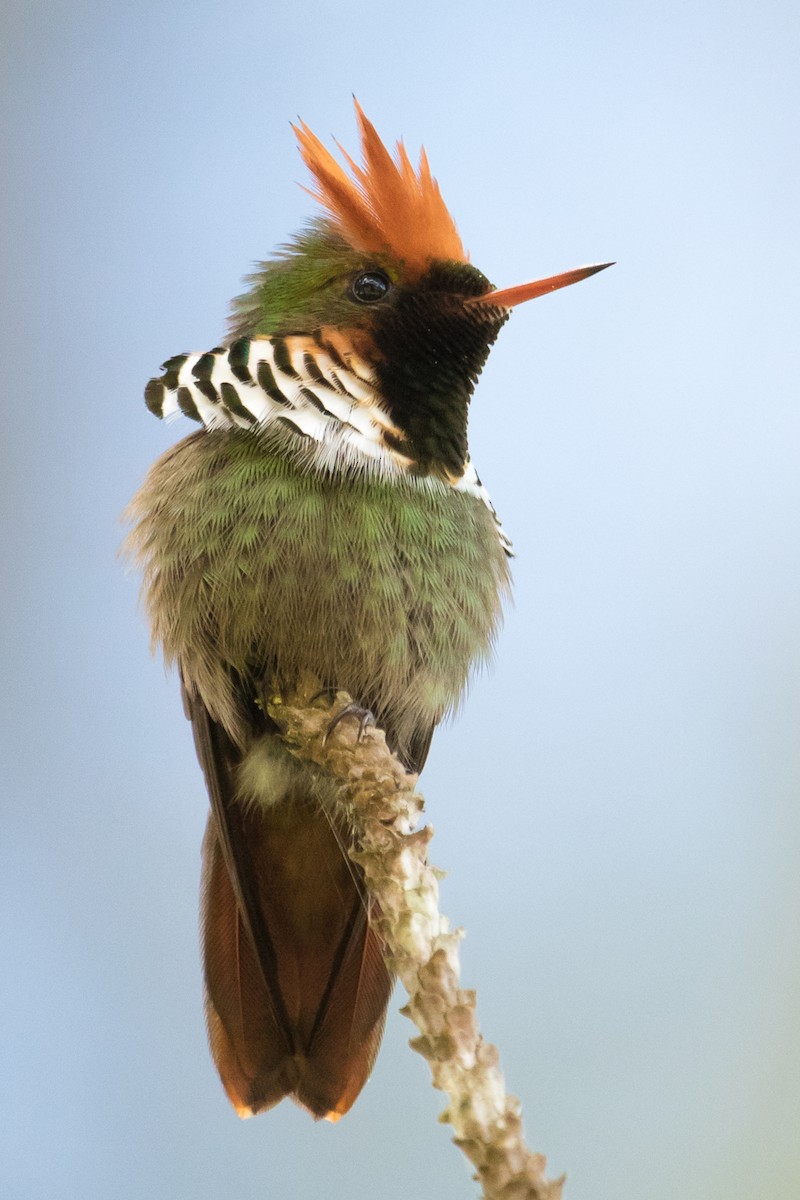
267 674 564 1200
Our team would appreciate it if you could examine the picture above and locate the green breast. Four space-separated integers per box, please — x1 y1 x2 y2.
129 429 511 757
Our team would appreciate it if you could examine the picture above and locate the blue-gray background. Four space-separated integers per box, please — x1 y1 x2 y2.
2 3 799 1198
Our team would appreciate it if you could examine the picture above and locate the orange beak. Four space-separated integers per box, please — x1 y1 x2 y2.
465 262 614 309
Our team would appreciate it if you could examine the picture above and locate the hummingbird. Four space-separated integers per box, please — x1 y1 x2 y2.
127 102 610 1123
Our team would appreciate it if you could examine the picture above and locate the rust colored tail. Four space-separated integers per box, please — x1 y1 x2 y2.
200 800 392 1120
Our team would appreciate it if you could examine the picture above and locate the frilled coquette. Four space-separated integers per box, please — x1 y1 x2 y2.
127 102 610 1121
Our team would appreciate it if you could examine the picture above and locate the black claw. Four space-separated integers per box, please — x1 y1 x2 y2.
310 686 340 707
323 703 376 746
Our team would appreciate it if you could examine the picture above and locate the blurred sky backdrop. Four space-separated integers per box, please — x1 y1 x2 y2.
2 2 800 1198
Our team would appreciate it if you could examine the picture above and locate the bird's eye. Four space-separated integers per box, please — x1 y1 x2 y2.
351 271 391 303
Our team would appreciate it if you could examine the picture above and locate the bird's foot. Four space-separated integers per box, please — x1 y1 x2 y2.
323 703 376 746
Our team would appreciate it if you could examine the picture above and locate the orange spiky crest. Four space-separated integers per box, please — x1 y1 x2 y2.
293 101 468 277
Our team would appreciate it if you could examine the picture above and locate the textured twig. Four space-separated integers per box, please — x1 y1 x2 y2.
267 674 564 1200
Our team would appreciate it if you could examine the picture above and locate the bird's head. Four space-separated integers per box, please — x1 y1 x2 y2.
148 103 609 484
231 101 497 340
229 102 609 478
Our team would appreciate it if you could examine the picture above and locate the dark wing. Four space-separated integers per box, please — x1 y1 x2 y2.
403 720 437 775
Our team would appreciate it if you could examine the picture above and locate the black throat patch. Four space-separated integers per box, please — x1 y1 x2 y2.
371 262 509 479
